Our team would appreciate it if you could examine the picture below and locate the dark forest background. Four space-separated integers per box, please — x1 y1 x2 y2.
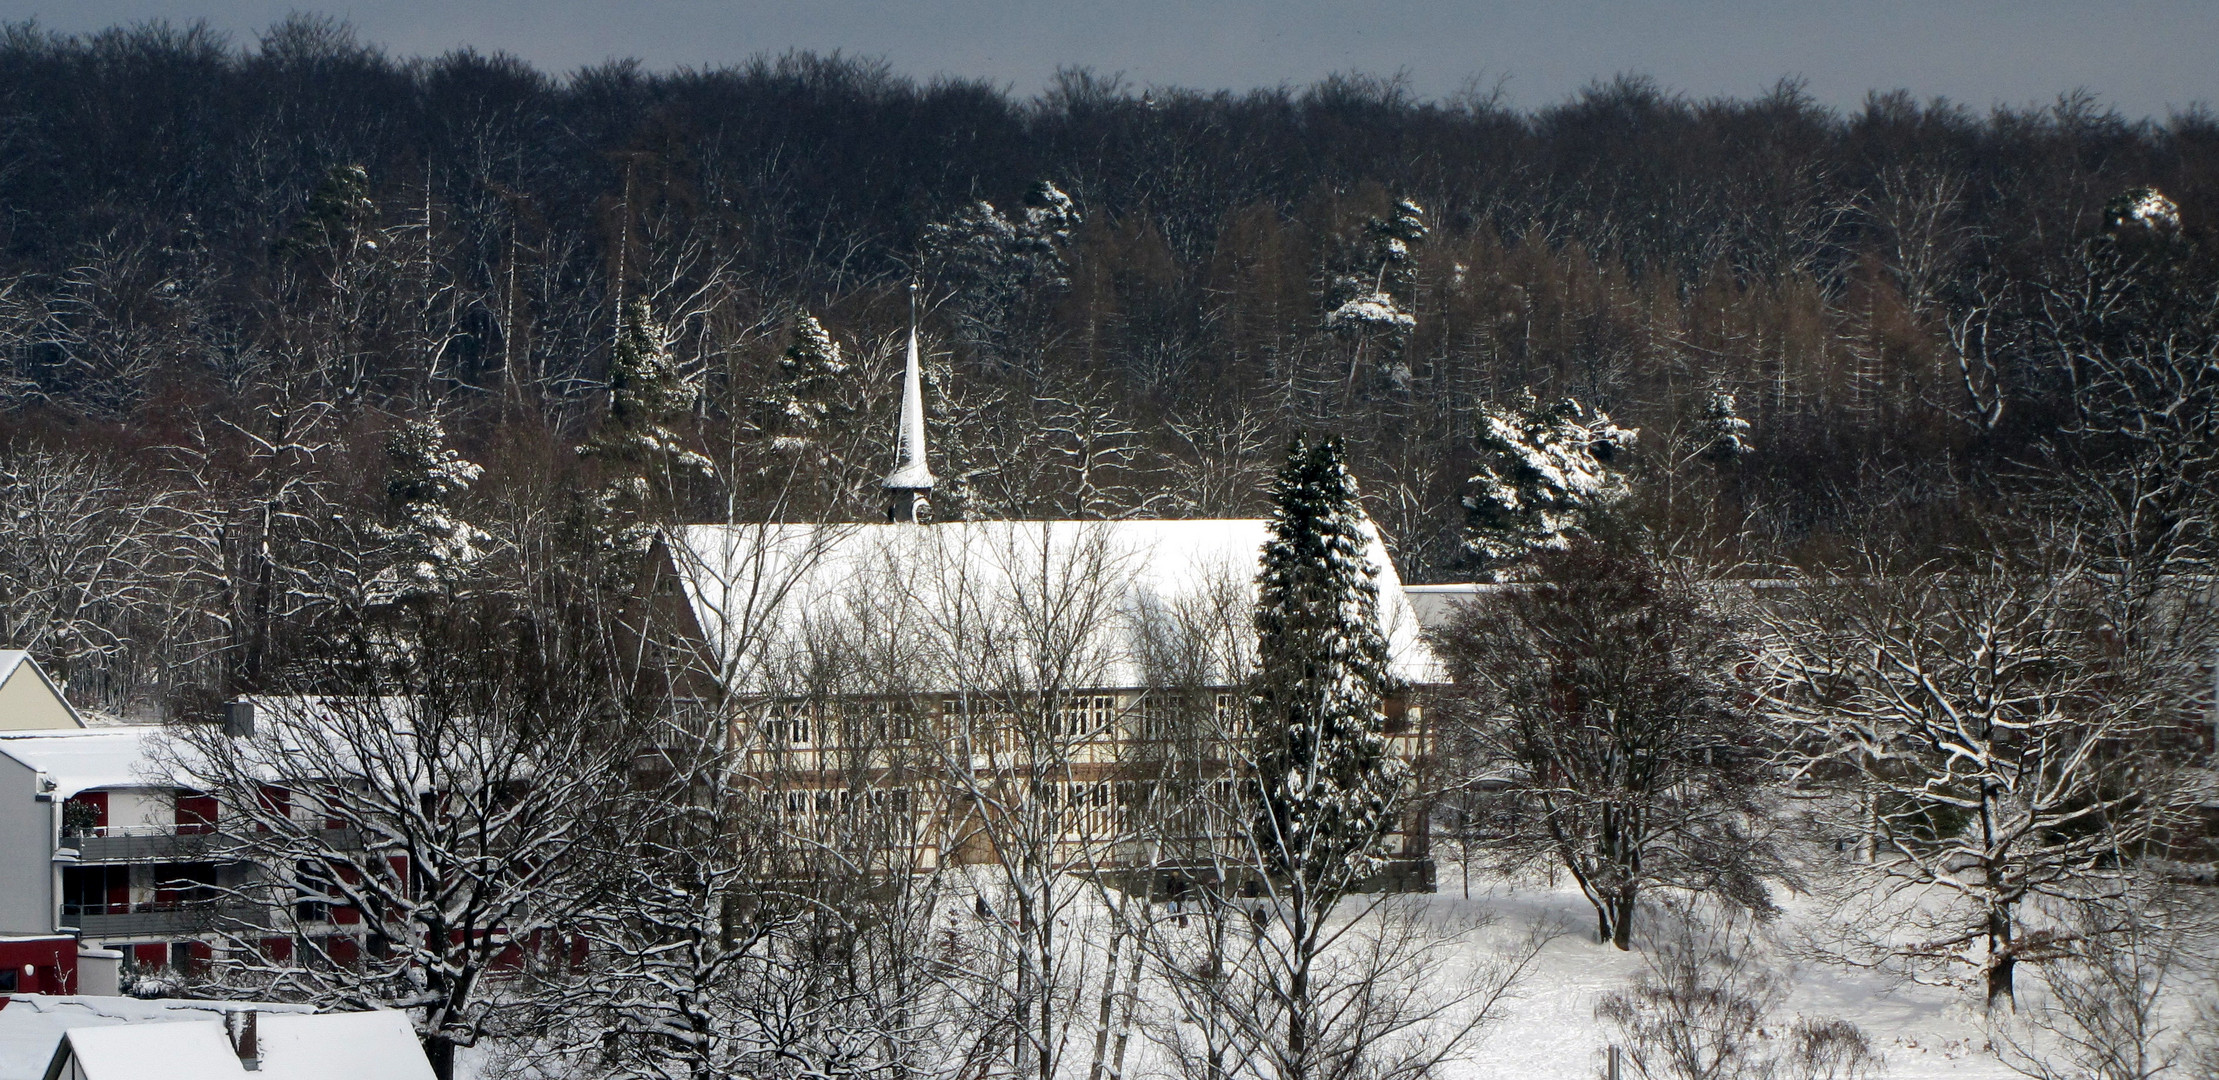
3 16 2216 713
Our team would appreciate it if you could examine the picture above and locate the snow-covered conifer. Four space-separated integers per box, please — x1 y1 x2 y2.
367 418 489 604
1462 390 1637 567
922 179 1081 364
1696 388 1755 463
580 297 713 549
2103 186 2181 234
761 311 849 455
1325 199 1426 338
1251 436 1408 893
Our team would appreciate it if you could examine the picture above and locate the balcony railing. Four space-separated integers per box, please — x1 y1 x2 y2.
62 902 272 938
60 826 362 865
65 830 234 864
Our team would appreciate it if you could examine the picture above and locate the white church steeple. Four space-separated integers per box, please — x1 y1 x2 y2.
883 281 934 522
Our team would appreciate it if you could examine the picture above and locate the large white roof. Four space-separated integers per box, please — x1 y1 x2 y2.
0 726 166 798
668 519 1438 694
51 1008 430 1080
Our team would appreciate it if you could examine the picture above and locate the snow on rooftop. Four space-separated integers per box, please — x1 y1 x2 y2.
0 726 168 798
668 519 1439 693
50 1007 429 1080
0 996 319 1080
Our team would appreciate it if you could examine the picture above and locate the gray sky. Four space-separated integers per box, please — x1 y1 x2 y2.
5 1 2214 119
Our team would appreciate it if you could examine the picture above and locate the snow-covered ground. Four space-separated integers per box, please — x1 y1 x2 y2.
1431 875 2013 1080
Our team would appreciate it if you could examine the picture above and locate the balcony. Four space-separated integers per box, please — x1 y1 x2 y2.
62 902 272 939
60 825 361 865
63 826 234 864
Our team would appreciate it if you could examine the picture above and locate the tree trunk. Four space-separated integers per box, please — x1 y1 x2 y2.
1985 905 2016 1008
1610 891 1638 951
424 1035 454 1080
1086 925 1123 1080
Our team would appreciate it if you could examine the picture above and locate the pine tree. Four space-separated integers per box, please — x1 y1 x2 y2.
367 418 489 605
1696 388 1755 463
1251 436 1408 895
1324 198 1425 337
761 311 849 456
921 179 1081 366
278 162 377 259
579 297 713 550
1462 390 1638 568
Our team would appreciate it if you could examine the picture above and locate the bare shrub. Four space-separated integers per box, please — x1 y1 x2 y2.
1597 903 1878 1080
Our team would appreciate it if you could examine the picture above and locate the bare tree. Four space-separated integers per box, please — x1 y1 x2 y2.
1760 534 2200 1005
1994 891 2213 1080
164 593 641 1080
1433 542 1780 949
0 446 197 711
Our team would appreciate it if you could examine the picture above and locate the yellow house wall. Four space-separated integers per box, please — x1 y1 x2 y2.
0 663 83 730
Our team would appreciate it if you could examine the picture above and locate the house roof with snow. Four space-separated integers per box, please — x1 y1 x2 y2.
666 518 1439 694
0 996 317 1080
0 727 166 799
39 1007 430 1080
0 654 83 732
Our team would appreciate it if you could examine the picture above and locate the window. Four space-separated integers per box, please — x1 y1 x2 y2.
154 863 218 908
761 700 812 745
1052 693 1119 738
293 861 330 923
62 865 129 918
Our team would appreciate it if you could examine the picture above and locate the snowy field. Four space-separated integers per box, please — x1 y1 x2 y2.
1429 875 2014 1080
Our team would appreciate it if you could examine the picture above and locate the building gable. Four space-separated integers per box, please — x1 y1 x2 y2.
0 654 85 732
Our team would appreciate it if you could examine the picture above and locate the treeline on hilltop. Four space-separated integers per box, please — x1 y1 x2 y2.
2 15 2217 713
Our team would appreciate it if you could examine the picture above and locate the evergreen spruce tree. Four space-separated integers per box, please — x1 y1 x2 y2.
1462 390 1638 569
762 311 848 455
278 162 377 260
1252 435 1408 896
1696 388 1755 464
1249 436 1411 1076
367 418 489 605
579 297 713 551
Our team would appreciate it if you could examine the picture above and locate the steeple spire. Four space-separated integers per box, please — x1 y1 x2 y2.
884 281 934 522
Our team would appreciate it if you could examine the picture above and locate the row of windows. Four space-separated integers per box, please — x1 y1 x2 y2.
754 691 1261 746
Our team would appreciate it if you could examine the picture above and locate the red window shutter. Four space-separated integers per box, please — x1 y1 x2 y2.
175 792 217 834
255 786 291 832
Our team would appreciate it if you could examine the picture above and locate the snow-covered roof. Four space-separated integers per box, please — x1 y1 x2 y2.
667 519 1439 693
45 1007 430 1080
0 727 167 799
0 996 316 1080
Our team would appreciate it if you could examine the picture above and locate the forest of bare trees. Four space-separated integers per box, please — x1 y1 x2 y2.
0 17 2215 714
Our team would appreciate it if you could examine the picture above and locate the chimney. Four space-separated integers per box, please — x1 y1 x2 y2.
223 700 256 738
226 1008 260 1071
882 280 935 523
